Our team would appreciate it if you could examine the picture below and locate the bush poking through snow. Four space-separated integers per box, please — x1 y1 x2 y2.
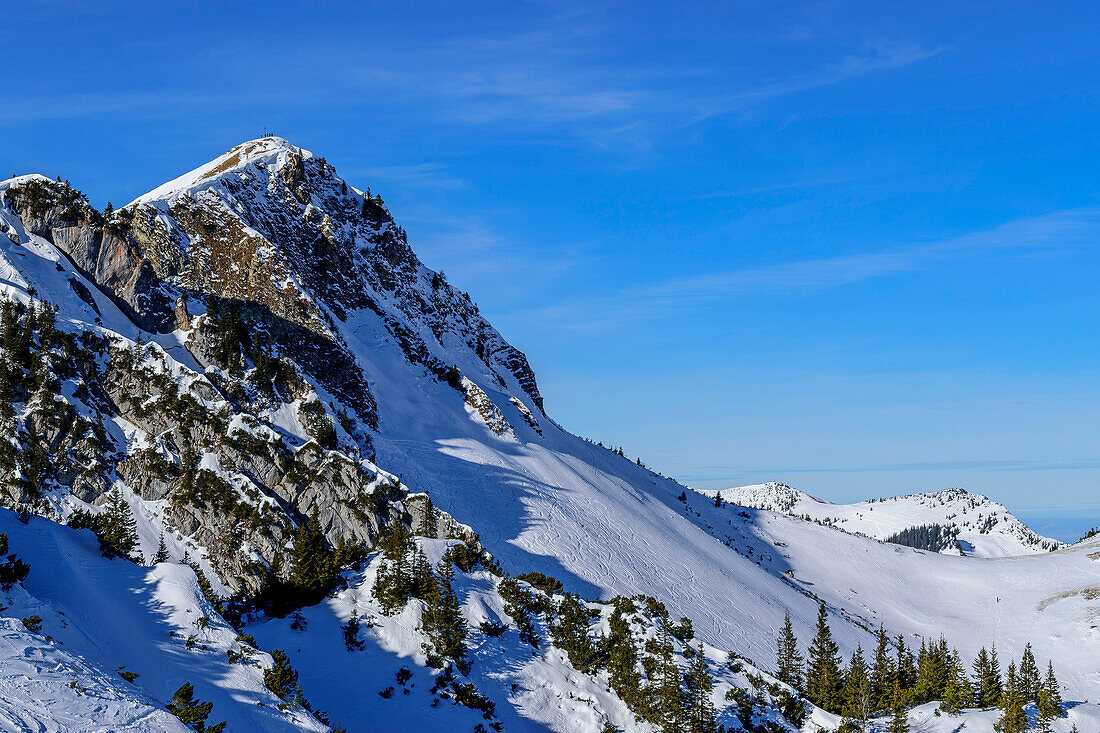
167 683 225 733
0 532 30 589
342 610 364 651
479 619 507 637
263 648 300 701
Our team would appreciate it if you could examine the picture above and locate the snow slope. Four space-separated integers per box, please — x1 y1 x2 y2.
0 509 326 732
703 483 1061 557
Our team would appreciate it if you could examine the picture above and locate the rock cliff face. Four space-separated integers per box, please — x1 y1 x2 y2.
0 138 540 597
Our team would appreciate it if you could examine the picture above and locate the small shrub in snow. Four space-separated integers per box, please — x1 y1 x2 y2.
479 619 507 637
342 610 365 651
167 682 225 732
516 571 563 596
0 533 30 590
21 615 42 633
263 648 299 701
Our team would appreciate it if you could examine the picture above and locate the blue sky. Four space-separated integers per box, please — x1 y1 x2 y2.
5 1 1100 537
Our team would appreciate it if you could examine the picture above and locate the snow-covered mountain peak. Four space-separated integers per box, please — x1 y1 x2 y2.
703 481 828 512
0 173 56 192
128 136 323 207
701 483 1061 557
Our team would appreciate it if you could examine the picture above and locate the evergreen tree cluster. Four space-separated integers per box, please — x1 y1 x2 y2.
255 509 362 615
167 682 226 733
202 297 294 395
372 521 433 614
776 605 1065 732
0 532 30 590
994 644 1064 733
422 551 469 671
0 298 104 503
68 487 141 562
882 523 961 553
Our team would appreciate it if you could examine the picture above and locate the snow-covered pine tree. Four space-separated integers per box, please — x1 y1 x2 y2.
775 610 803 690
805 603 843 713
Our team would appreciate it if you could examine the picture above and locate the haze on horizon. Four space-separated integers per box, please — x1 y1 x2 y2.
4 1 1099 537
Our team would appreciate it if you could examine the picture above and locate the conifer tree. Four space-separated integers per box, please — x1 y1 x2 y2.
987 645 1004 707
1018 643 1041 703
374 522 415 614
263 649 299 701
653 620 684 733
1037 661 1062 720
100 488 139 560
498 576 540 647
895 636 916 693
423 557 468 669
871 626 895 713
887 679 909 733
972 647 993 707
805 603 843 713
914 637 950 704
342 610 365 651
842 645 872 726
288 509 336 601
153 533 169 564
683 644 718 733
775 610 803 691
940 648 971 714
167 682 223 732
606 604 641 708
995 662 1028 733
0 533 30 590
550 593 600 673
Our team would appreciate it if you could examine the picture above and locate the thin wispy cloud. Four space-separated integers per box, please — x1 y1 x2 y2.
678 458 1100 484
397 204 589 300
502 208 1100 330
687 40 940 123
345 163 468 191
685 175 867 201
